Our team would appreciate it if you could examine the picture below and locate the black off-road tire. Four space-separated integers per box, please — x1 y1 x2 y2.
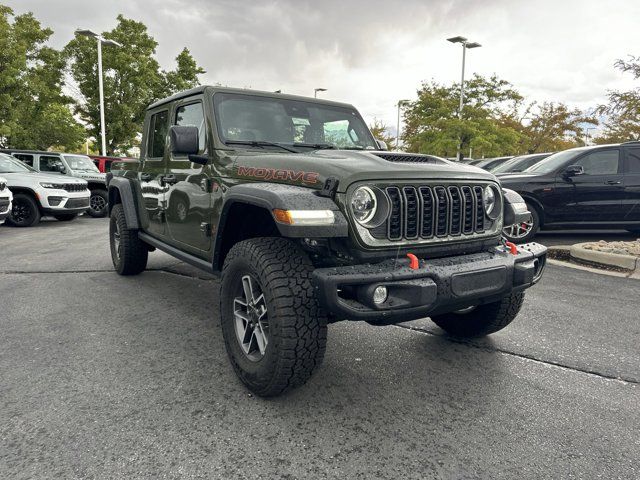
430 292 525 337
7 193 41 227
109 203 148 275
220 237 328 397
53 214 77 222
88 189 108 218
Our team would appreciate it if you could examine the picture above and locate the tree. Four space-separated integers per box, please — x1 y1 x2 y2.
368 118 395 148
520 102 597 153
402 74 524 158
596 56 640 142
65 15 205 155
0 6 84 150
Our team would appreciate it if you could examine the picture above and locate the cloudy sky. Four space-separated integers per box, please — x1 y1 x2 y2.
6 0 640 135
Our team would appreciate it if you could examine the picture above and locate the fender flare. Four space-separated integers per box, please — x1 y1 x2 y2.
107 176 141 229
218 183 349 239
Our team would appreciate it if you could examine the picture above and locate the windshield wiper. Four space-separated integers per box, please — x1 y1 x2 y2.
225 140 299 153
292 142 336 150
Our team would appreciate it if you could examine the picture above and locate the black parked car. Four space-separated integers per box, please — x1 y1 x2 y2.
500 142 640 242
492 152 553 174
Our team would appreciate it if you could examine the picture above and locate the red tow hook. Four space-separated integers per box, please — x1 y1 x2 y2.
505 241 518 255
407 253 419 270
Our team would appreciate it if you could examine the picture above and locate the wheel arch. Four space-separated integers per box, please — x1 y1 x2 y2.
519 194 545 226
107 177 141 229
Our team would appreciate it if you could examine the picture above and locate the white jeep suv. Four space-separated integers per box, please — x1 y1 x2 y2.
0 153 90 227
0 176 12 225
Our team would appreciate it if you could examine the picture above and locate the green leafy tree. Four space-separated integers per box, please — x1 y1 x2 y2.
402 74 524 158
368 118 395 148
0 5 84 150
65 15 205 155
596 56 640 142
521 102 597 153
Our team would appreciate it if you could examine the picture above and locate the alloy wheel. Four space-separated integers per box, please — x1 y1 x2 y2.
503 214 534 240
90 194 106 214
233 274 269 361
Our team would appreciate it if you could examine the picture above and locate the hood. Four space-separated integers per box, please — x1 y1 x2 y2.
497 172 540 183
2 171 88 186
230 150 498 192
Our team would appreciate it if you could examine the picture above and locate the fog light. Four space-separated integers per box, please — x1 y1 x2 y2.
372 285 388 305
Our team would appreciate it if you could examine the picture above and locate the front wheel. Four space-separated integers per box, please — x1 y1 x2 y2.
7 193 41 227
502 203 540 244
88 189 108 218
110 203 148 275
220 237 328 397
430 292 525 337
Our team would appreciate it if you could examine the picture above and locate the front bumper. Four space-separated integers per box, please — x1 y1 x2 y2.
37 188 91 213
312 242 547 324
0 193 12 223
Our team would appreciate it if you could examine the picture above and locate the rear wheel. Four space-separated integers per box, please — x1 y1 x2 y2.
53 214 77 222
109 203 148 275
502 203 540 244
88 189 108 218
7 193 41 227
430 292 525 337
220 237 327 397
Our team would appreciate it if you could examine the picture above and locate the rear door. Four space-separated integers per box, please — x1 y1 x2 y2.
568 148 625 222
622 146 640 223
164 96 213 253
140 108 170 238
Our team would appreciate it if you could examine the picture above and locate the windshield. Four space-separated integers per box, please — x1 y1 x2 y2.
64 155 100 172
0 153 33 173
525 150 582 173
213 93 377 151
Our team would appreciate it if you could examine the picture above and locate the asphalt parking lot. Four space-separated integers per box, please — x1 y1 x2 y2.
1 217 638 479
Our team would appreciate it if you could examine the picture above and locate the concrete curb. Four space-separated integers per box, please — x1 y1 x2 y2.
546 244 640 280
569 243 639 271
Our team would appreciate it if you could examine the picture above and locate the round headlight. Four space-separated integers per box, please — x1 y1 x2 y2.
351 186 377 224
483 185 500 219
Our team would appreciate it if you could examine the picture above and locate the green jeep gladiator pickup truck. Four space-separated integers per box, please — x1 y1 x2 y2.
107 86 546 396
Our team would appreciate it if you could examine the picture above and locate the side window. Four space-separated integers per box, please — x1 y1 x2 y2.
575 150 620 175
147 110 169 159
175 102 206 152
626 148 640 173
39 155 65 172
13 153 34 167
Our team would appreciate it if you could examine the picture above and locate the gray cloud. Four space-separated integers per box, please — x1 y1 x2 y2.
5 0 640 130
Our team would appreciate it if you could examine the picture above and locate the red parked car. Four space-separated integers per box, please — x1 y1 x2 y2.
90 155 138 173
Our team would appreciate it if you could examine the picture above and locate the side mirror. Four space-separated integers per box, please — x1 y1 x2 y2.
170 125 199 155
375 139 388 151
563 164 584 177
53 164 66 174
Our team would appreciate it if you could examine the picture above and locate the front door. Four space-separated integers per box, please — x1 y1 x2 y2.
164 98 212 253
566 148 626 222
140 109 170 238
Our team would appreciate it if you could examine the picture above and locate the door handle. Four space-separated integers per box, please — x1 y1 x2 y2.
605 180 621 185
140 173 152 181
162 175 178 185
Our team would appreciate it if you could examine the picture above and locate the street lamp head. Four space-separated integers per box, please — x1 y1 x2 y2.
447 36 467 44
314 88 327 93
465 42 482 49
398 99 410 107
75 28 98 38
101 38 122 47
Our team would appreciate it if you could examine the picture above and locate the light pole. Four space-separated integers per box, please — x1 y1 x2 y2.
447 36 481 160
585 127 597 145
75 29 122 156
396 99 410 149
314 88 327 98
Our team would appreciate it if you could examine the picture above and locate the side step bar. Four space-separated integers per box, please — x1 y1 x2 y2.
138 232 216 275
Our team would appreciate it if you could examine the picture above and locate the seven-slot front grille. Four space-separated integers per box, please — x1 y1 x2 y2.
63 184 87 192
376 184 488 242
